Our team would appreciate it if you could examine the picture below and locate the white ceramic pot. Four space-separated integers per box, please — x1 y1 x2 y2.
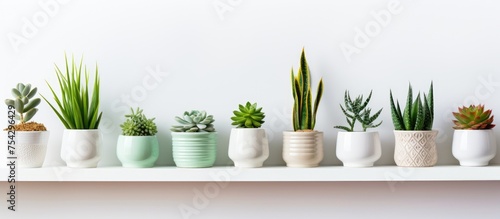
336 131 381 167
394 130 438 167
61 129 102 168
228 128 269 167
5 131 50 168
452 129 496 166
282 131 323 167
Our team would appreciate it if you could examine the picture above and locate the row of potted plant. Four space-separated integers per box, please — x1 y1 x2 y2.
4 51 497 168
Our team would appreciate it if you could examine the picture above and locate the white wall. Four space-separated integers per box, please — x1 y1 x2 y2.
1 0 500 218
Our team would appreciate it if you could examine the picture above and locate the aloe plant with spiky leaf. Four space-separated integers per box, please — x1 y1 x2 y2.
390 82 434 130
5 83 41 124
231 102 265 128
41 54 103 129
171 110 215 132
291 48 324 131
334 90 383 132
452 105 495 130
120 107 158 136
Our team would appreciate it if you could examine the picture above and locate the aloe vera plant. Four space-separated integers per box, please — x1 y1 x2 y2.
334 90 383 132
42 54 102 129
291 48 324 131
389 82 434 131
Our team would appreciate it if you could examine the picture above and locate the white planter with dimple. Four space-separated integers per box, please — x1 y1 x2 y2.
336 131 381 167
228 128 269 167
282 131 323 168
61 129 102 168
452 129 497 166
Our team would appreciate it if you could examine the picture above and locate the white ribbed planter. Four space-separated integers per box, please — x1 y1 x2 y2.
228 128 269 168
336 131 381 167
282 131 323 168
7 131 50 168
61 129 102 168
394 130 438 167
452 129 496 166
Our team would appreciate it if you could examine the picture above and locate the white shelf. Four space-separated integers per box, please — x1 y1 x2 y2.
1 165 500 182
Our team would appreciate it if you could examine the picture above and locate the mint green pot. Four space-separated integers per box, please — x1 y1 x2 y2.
171 132 217 168
117 135 159 168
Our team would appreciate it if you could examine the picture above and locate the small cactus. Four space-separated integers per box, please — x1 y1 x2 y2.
452 105 495 130
120 108 158 136
5 83 41 124
171 110 215 132
231 102 265 128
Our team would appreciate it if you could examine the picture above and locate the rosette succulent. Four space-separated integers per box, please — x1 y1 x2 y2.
120 107 158 136
452 104 495 130
171 110 215 132
231 102 265 128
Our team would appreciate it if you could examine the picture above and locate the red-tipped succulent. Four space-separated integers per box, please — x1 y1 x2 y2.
452 104 495 130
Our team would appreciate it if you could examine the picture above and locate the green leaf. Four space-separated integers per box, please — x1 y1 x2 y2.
390 90 404 130
27 87 38 99
403 84 413 130
24 108 38 122
21 84 31 96
334 125 352 132
12 88 22 99
24 98 40 113
5 99 15 107
14 98 24 114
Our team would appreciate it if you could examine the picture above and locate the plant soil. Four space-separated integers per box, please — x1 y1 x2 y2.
4 122 47 131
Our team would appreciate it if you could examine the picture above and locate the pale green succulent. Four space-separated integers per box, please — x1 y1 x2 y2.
120 107 157 136
171 110 215 132
5 83 41 123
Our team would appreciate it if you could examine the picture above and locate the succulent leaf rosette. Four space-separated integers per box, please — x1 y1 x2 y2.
171 110 215 132
231 102 265 128
452 104 495 130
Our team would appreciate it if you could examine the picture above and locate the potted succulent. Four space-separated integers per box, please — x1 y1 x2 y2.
117 107 159 168
390 82 437 167
42 54 103 168
228 102 269 167
283 48 324 167
4 83 49 168
334 90 382 167
452 105 496 166
170 110 216 168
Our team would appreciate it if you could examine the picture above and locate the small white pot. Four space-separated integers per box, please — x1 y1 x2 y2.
4 131 50 168
452 129 496 166
336 131 381 167
394 130 438 167
283 131 323 167
61 129 102 168
228 128 269 167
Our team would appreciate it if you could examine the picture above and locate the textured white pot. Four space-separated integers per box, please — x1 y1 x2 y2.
7 131 50 168
228 128 269 167
283 131 323 167
336 131 381 167
394 130 438 167
452 129 496 166
61 129 102 168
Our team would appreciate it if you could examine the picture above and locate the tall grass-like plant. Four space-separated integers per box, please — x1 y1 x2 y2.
42 54 102 129
291 48 324 131
389 82 433 131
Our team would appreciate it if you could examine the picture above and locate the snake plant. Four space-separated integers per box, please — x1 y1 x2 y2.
291 48 324 131
390 82 434 131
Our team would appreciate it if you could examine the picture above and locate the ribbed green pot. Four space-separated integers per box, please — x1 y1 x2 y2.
171 132 217 168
